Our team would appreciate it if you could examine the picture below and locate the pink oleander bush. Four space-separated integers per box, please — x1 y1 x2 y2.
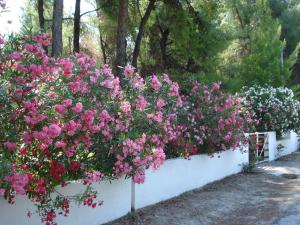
166 81 255 157
0 33 253 225
0 34 181 224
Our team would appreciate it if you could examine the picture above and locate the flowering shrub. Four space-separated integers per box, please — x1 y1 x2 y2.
241 85 300 135
0 34 180 224
166 81 254 157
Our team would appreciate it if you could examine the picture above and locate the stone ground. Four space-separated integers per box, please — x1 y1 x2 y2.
105 151 300 225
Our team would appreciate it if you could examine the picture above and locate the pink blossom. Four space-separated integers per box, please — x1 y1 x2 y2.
48 92 58 99
65 147 75 157
24 44 34 52
81 110 95 124
124 65 135 77
9 52 22 61
15 77 26 84
43 39 50 46
111 77 121 97
64 120 81 136
168 83 179 97
0 188 5 196
100 79 113 88
68 80 89 94
59 58 73 78
5 173 29 195
3 141 17 151
151 75 161 90
147 111 163 123
151 134 162 145
48 124 61 138
23 100 37 112
156 98 166 109
72 102 83 113
89 125 101 133
102 64 113 77
23 132 33 144
133 170 145 184
131 74 145 90
120 101 131 115
90 69 100 83
62 99 73 106
29 64 42 78
83 171 103 185
99 110 112 123
114 159 133 176
24 114 47 126
55 141 66 149
55 104 67 115
135 96 148 111
212 82 221 91
223 131 232 142
152 147 165 169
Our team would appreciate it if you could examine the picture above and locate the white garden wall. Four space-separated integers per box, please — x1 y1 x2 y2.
267 130 299 161
267 131 277 161
0 177 131 225
276 131 299 157
4 132 297 225
0 147 249 225
134 146 249 209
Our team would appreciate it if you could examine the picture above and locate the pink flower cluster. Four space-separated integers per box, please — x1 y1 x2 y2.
174 81 253 154
0 33 182 225
83 171 103 185
4 173 29 195
114 134 166 184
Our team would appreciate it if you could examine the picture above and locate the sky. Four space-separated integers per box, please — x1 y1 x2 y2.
0 0 96 35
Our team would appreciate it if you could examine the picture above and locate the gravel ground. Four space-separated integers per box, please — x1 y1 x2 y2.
105 151 300 225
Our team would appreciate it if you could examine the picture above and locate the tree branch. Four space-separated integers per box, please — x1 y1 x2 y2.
44 7 101 22
80 7 101 17
45 17 73 22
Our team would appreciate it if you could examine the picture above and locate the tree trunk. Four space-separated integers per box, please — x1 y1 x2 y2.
73 0 81 53
37 0 48 54
95 3 107 64
100 35 107 64
159 28 169 69
37 0 45 32
132 0 156 68
52 0 63 57
116 0 128 77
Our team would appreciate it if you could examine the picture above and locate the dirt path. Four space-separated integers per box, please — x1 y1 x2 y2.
106 152 300 225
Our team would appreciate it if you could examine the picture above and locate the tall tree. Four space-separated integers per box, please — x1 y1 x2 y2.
73 0 81 53
37 0 45 32
132 0 156 68
52 0 63 57
116 0 128 77
222 0 299 89
268 0 300 83
37 0 49 54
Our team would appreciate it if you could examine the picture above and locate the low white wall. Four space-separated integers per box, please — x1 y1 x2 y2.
268 131 277 161
1 131 298 225
276 131 299 157
134 146 249 209
267 131 299 161
0 177 131 225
